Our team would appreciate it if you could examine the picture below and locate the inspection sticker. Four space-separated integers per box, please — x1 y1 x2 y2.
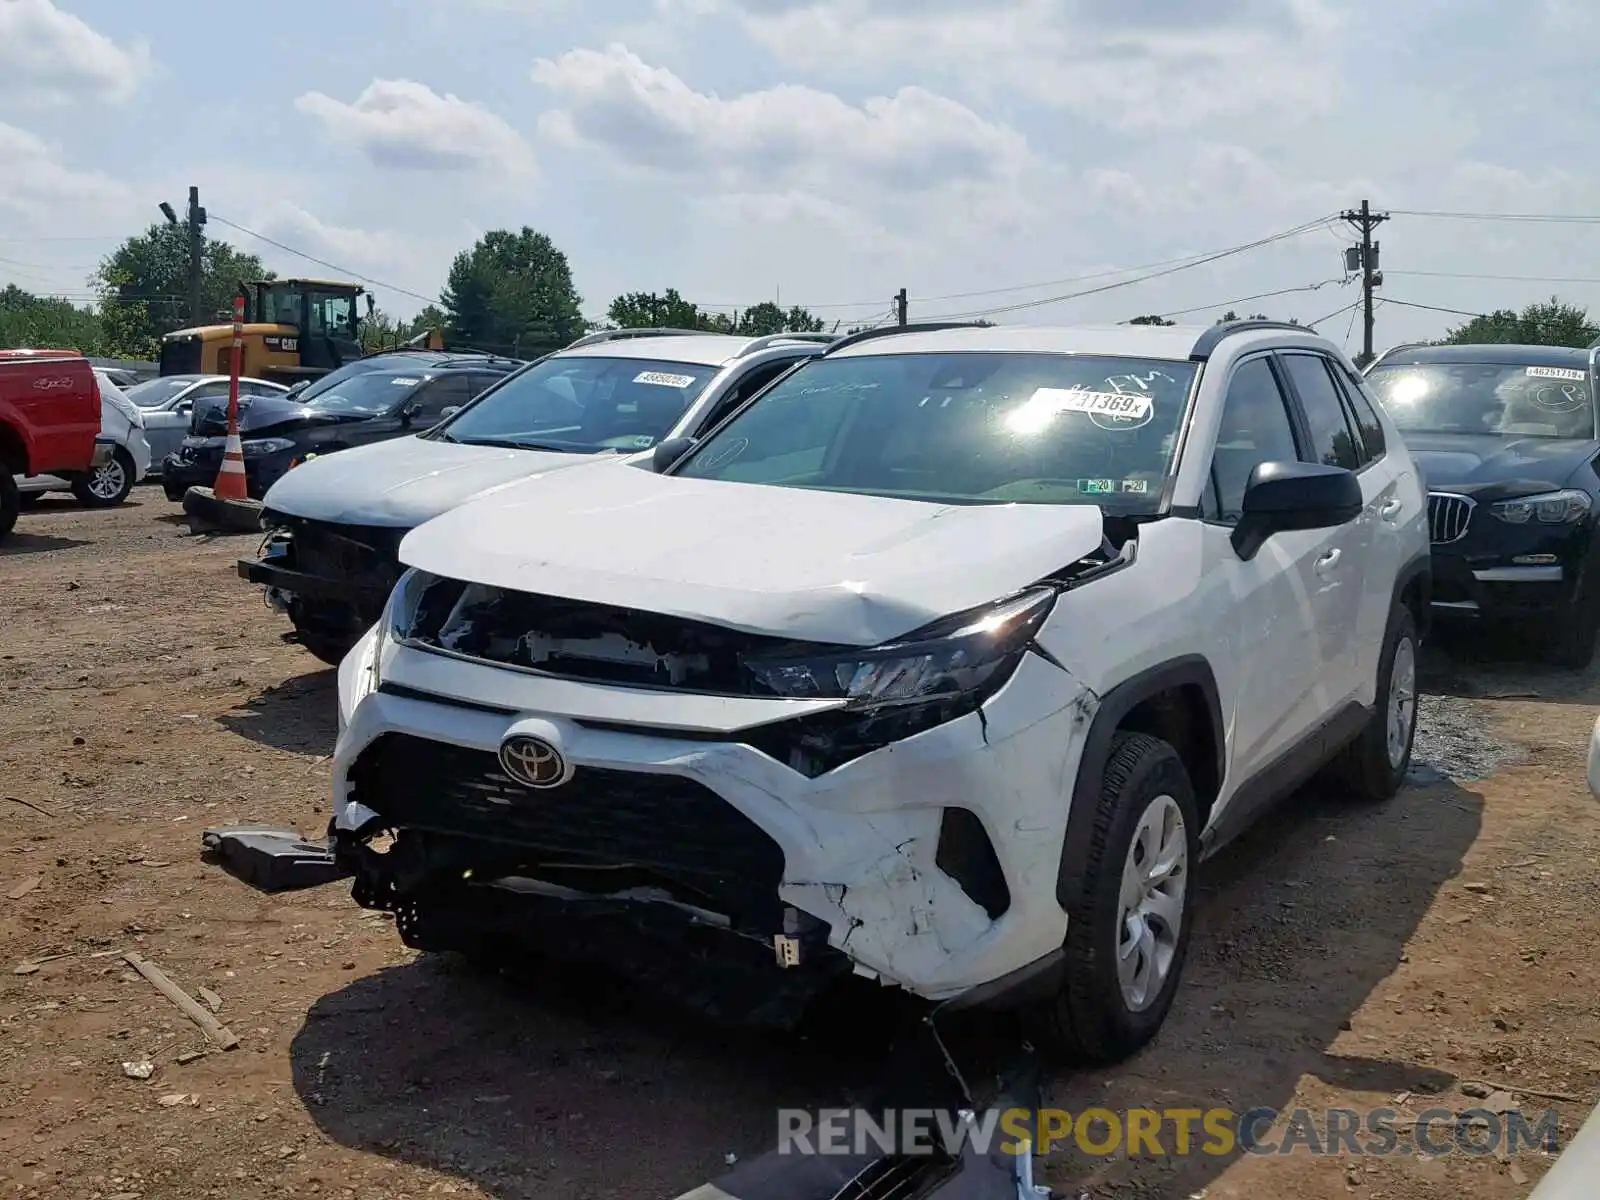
634 370 697 388
1525 366 1587 381
390 377 420 385
1026 388 1153 420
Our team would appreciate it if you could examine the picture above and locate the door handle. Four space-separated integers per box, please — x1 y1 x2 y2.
1379 497 1402 521
1315 548 1341 574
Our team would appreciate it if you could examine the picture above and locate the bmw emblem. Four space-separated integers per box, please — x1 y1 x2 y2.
497 734 571 789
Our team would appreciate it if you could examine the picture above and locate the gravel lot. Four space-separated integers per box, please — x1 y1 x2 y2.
2 492 1598 1200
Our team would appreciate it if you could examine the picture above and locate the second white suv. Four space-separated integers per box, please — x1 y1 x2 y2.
330 320 1430 1064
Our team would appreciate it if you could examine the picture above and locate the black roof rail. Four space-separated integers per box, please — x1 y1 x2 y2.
564 327 707 350
820 322 993 356
1361 341 1431 374
1188 319 1319 361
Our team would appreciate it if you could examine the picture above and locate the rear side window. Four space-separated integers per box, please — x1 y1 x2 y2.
1330 368 1387 461
1280 353 1360 470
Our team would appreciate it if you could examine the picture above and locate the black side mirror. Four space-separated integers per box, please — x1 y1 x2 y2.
652 436 697 473
1231 460 1363 560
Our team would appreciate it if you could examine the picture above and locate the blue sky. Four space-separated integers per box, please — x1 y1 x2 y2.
3 0 1600 350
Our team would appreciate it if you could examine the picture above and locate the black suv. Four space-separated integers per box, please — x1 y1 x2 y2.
1365 342 1600 664
161 351 522 500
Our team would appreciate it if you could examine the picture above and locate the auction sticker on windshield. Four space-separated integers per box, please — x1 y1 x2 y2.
634 371 697 388
390 377 420 385
1525 366 1587 381
1024 388 1153 419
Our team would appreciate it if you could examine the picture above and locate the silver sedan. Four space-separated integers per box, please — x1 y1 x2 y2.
126 375 293 470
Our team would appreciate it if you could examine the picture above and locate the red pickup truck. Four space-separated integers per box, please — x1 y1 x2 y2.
0 349 102 539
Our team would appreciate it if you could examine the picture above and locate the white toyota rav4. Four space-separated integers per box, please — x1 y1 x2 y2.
331 320 1431 1064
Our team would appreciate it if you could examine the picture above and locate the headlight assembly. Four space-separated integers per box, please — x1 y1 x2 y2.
242 436 298 458
743 586 1058 710
1490 489 1592 525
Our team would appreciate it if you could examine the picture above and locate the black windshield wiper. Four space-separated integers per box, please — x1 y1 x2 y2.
454 436 578 452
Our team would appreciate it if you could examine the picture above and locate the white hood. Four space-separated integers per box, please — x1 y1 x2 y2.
399 466 1106 646
260 434 601 527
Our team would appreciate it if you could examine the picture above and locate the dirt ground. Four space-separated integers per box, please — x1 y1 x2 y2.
1 492 1597 1200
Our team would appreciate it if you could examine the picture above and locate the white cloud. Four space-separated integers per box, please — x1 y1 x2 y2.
0 0 151 105
664 0 1342 132
295 79 535 173
0 123 135 220
532 43 1030 193
243 201 447 313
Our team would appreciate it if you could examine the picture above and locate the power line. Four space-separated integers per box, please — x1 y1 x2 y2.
207 214 440 306
1389 208 1600 225
1377 296 1484 318
1388 269 1600 285
917 216 1338 322
1149 278 1349 320
1304 300 1361 328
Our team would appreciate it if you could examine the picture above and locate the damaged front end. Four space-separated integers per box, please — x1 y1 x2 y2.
325 536 1128 1025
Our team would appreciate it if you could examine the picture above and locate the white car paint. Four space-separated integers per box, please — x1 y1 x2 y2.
1587 713 1600 799
258 433 594 526
333 322 1430 1006
15 370 151 497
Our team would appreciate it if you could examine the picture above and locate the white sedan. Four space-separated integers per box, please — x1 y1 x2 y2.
15 370 152 508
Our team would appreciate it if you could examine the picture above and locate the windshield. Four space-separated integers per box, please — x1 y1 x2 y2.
1367 362 1597 439
127 378 197 408
674 352 1196 510
439 356 719 453
301 371 424 416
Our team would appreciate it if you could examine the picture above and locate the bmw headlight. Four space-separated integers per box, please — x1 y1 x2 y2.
1490 489 1592 525
242 436 298 458
744 586 1058 710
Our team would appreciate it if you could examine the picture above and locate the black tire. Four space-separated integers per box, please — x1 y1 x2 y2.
0 471 18 540
296 630 356 668
71 446 135 507
1023 732 1200 1066
1545 581 1600 669
15 491 41 511
1331 604 1419 803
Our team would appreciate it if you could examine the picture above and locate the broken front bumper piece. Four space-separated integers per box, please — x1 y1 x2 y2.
200 826 353 893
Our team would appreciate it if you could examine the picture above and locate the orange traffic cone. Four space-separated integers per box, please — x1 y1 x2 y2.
213 296 249 502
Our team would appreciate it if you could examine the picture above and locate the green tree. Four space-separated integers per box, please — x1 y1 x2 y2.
442 227 584 356
0 286 105 352
91 224 270 358
735 302 825 335
606 288 716 330
1128 314 1175 326
361 303 453 352
1442 297 1597 347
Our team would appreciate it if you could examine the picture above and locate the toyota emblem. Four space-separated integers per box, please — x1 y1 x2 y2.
497 734 570 789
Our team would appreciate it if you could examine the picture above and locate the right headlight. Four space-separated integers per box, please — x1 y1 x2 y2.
1490 489 1592 525
742 587 1058 711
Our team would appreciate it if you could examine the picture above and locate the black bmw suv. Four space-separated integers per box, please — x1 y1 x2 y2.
1365 342 1600 665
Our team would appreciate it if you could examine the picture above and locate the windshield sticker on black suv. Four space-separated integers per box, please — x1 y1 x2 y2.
1533 384 1588 412
1526 366 1587 381
634 371 697 388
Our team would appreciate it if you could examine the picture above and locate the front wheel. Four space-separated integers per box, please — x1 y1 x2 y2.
72 447 135 507
1331 604 1419 802
1023 732 1199 1066
0 472 19 539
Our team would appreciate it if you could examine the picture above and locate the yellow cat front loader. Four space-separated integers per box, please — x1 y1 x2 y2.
157 279 445 385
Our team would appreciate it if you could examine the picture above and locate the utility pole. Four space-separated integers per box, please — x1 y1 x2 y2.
1340 199 1387 367
894 287 908 327
159 185 207 327
185 186 205 326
